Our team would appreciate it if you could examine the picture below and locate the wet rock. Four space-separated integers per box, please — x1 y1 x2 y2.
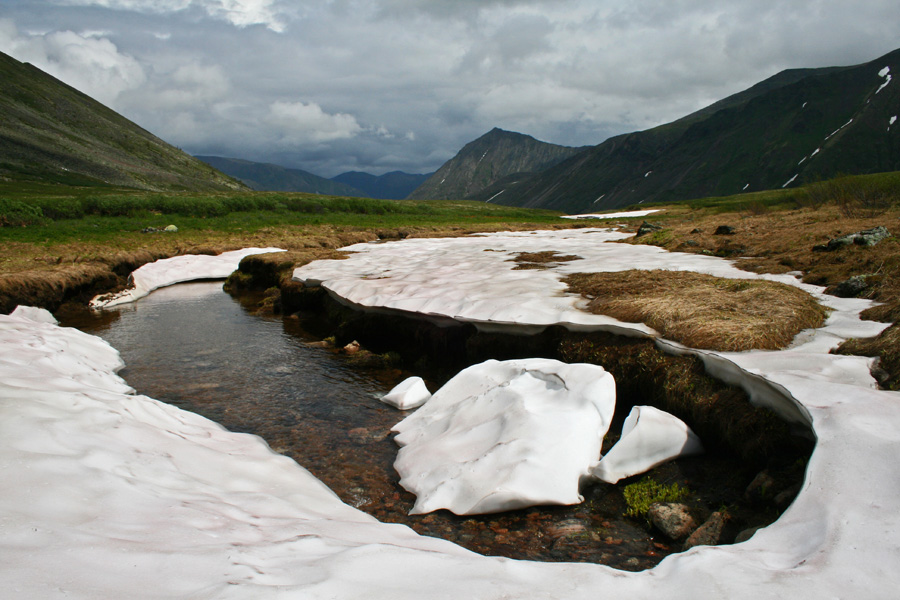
745 470 776 503
735 525 763 544
648 502 697 541
814 226 891 251
774 484 801 508
683 511 727 549
714 225 735 235
635 221 662 237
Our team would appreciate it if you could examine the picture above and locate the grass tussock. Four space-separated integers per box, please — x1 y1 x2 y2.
835 323 900 391
565 270 828 351
510 250 582 270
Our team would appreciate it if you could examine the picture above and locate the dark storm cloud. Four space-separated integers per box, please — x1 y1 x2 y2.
1 0 898 176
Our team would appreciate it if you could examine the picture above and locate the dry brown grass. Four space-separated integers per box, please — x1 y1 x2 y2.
0 221 585 313
565 270 829 351
509 250 582 270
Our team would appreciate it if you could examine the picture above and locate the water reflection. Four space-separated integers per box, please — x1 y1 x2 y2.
62 282 719 570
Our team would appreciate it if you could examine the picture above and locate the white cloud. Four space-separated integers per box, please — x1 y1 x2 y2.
0 19 146 106
54 0 289 32
266 101 363 144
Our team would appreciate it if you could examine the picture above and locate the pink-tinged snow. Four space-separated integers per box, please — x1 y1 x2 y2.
89 247 285 309
3 229 900 598
563 209 661 219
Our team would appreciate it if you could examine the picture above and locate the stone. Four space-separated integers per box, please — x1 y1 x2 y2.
683 511 727 549
745 470 776 503
690 228 702 234
648 502 698 541
635 221 662 237
735 525 763 544
816 226 891 251
714 225 735 235
830 275 869 298
164 224 179 233
342 340 361 354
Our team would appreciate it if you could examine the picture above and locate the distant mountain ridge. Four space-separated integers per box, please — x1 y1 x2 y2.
195 156 365 196
470 48 900 213
0 51 243 192
331 171 432 200
407 128 586 201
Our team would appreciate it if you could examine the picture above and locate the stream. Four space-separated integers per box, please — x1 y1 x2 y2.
61 280 771 571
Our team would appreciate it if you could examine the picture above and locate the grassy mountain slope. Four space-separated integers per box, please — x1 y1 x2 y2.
331 170 432 200
475 49 900 213
195 156 365 197
0 51 244 192
407 128 585 200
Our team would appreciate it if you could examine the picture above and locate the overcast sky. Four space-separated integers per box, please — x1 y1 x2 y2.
1 1 898 177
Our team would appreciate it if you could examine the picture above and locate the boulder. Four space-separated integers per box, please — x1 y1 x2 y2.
814 226 891 251
714 225 735 235
635 221 662 237
683 511 727 549
829 275 869 298
648 502 698 541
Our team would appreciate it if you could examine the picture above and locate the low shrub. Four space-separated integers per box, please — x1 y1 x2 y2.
0 198 45 226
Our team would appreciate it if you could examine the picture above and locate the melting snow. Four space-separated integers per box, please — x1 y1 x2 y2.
486 190 505 203
890 116 897 130
742 183 750 191
782 174 799 188
563 209 661 220
392 359 616 515
90 248 284 309
4 233 900 598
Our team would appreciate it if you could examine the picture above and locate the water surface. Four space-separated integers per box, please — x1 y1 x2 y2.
62 282 747 570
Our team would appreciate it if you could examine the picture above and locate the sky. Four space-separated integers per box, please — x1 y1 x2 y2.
1 1 898 178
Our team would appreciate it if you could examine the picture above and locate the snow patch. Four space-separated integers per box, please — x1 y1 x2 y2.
742 183 750 191
381 376 432 410
782 174 798 188
562 209 661 220
392 359 616 515
486 190 505 203
90 248 284 309
591 406 703 484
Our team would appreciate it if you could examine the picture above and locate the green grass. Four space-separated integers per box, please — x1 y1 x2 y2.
0 183 565 245
676 171 900 214
623 477 691 518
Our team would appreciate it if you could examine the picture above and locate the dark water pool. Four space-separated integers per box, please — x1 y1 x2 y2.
61 281 758 570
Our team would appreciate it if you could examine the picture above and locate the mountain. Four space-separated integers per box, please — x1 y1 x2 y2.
0 51 243 192
195 156 366 196
331 171 432 200
407 128 586 200
470 48 900 213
